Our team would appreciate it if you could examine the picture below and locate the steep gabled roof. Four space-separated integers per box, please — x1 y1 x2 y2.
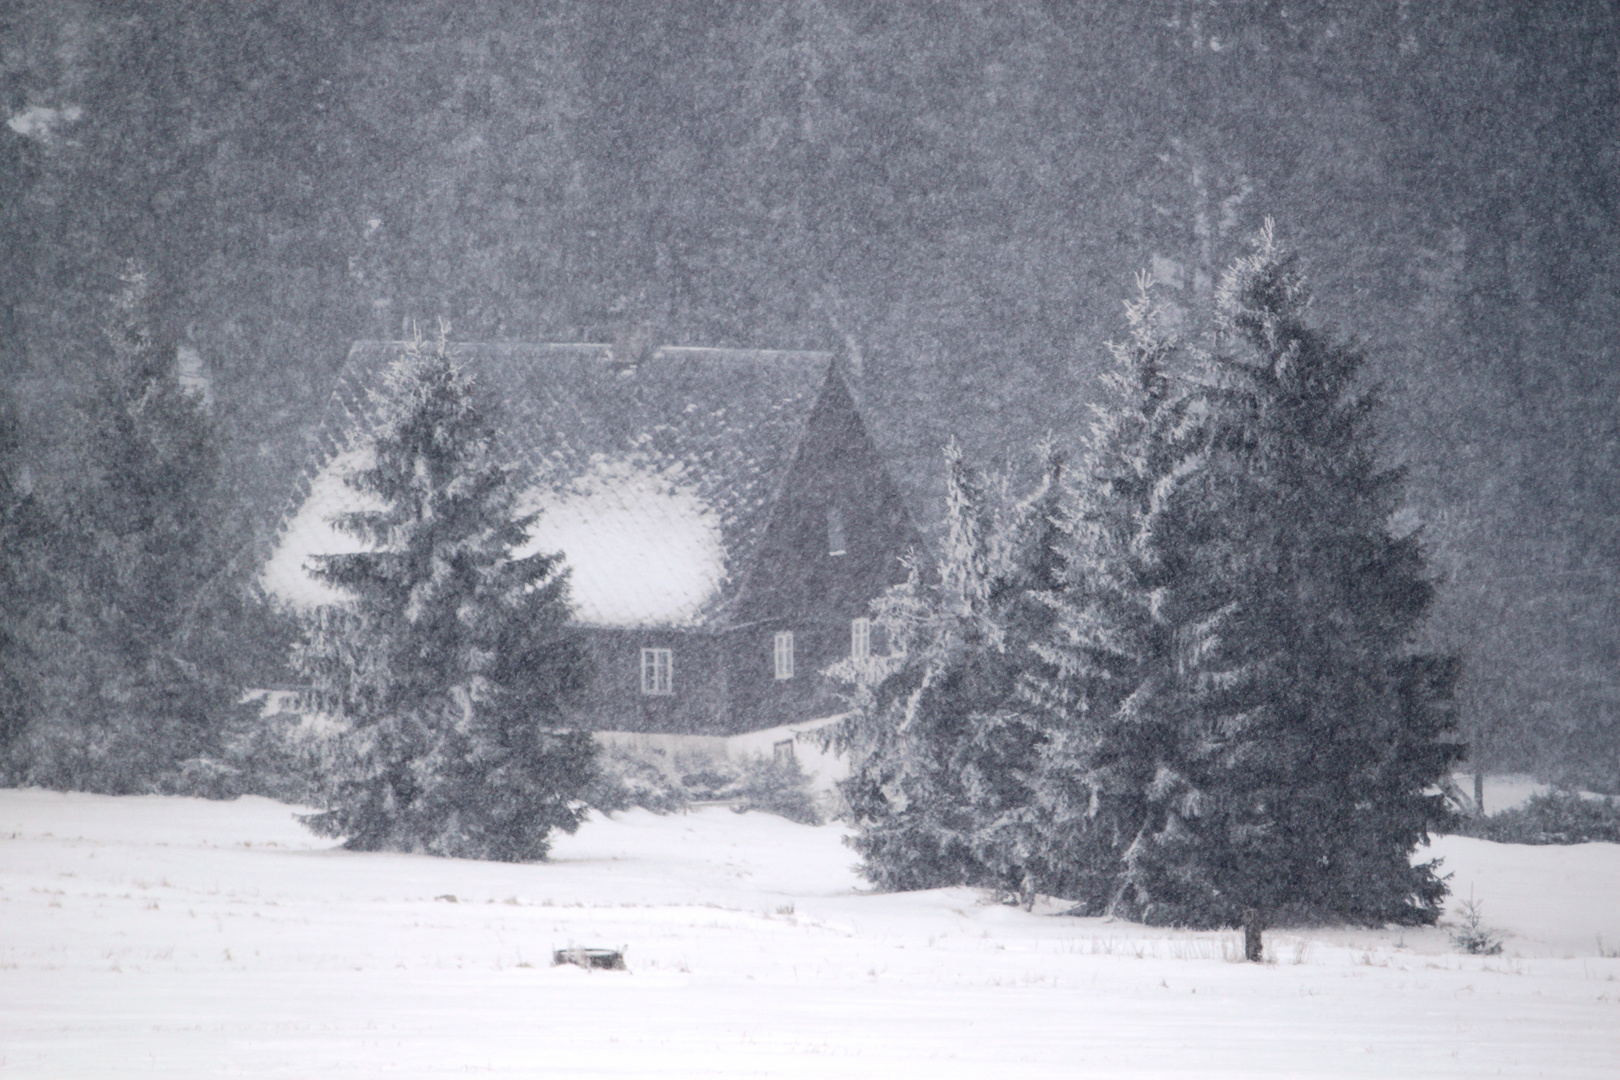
262 341 835 626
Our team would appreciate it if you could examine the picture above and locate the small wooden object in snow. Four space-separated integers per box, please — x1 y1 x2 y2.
552 946 627 971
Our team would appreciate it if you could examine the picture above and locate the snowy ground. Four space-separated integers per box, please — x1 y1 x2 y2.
2 790 1617 1078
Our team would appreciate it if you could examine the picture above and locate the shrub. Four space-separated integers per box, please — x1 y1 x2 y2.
1456 790 1620 845
587 743 689 815
589 741 821 825
727 754 822 826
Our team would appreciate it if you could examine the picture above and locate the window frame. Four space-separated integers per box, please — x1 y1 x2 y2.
826 505 847 557
773 630 795 680
850 617 871 660
640 647 673 695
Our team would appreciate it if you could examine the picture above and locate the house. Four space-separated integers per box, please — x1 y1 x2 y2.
260 341 924 735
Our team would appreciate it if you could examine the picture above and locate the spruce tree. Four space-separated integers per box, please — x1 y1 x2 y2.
10 265 236 792
0 392 48 757
1031 239 1460 933
1173 223 1463 928
832 442 1055 898
1025 275 1225 920
295 326 595 861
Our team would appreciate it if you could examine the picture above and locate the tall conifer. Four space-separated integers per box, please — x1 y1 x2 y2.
295 327 595 861
1033 236 1460 930
1176 224 1462 927
11 265 235 791
0 393 47 757
1027 276 1225 919
832 443 1054 896
838 230 1460 930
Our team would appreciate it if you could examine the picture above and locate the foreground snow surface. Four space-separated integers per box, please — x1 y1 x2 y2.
3 791 1617 1079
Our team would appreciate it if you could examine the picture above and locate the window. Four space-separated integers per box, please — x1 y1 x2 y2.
826 506 846 556
773 739 796 766
640 648 672 695
773 631 795 680
851 617 871 660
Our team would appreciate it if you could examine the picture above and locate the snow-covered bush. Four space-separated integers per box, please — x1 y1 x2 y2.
212 706 338 805
590 742 821 825
725 753 822 826
588 743 690 815
1457 790 1620 845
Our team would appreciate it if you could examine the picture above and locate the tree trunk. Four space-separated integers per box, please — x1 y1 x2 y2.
1242 907 1265 963
1474 770 1485 817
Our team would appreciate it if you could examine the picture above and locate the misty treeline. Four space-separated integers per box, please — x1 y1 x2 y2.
2 2 1617 790
830 229 1461 931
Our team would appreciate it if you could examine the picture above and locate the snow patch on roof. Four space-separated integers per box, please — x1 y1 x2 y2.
520 457 727 627
263 451 726 627
260 449 382 609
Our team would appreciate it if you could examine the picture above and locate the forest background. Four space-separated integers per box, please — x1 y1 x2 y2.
2 0 1616 790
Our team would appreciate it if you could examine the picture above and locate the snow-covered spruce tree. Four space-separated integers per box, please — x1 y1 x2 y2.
10 265 237 793
1023 275 1226 920
0 392 49 760
1171 223 1463 929
295 326 595 861
830 442 1059 899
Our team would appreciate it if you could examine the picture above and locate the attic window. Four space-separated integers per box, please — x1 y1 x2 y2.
774 631 795 680
640 648 672 695
851 617 871 660
826 506 846 557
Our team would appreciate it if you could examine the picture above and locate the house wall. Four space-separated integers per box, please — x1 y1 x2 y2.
723 618 857 733
565 627 732 735
727 371 923 630
565 368 924 737
569 621 857 736
721 367 923 733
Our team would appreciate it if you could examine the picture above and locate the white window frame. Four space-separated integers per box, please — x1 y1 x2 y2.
640 648 672 695
851 617 871 660
773 631 795 680
826 506 847 556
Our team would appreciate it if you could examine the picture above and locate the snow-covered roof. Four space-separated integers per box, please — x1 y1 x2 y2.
263 342 834 627
260 447 384 610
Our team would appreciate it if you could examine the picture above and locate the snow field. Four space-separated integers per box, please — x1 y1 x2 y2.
2 789 1617 1078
